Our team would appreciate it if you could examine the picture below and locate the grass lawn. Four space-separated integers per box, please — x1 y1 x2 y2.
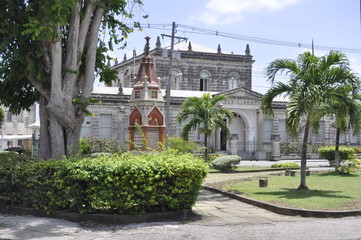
208 166 272 172
209 171 361 210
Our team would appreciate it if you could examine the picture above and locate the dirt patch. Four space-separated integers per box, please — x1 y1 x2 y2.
341 198 361 210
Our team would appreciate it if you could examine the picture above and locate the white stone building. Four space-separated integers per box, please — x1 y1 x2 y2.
0 106 35 151
81 37 358 160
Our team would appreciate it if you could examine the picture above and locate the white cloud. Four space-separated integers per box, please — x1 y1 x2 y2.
192 0 301 26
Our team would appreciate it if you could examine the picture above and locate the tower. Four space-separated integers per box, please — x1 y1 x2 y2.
128 37 165 150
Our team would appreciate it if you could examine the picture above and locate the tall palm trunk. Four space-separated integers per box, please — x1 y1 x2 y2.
204 135 208 162
298 120 310 190
334 127 340 171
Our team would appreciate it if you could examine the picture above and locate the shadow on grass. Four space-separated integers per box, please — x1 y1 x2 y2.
253 188 351 200
316 171 360 178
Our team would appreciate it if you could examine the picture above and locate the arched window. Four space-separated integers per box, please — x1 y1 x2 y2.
200 71 210 91
124 68 134 87
171 69 182 90
228 73 239 90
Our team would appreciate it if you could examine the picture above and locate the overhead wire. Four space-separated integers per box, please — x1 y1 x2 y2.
135 23 361 54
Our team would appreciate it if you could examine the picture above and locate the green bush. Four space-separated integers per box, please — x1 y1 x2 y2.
167 136 199 153
0 152 36 205
0 150 208 215
270 161 299 168
79 137 128 155
318 146 355 161
211 155 241 171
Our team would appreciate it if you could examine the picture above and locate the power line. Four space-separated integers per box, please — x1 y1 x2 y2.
136 23 361 54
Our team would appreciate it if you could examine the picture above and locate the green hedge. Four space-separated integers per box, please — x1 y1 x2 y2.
317 146 355 161
270 161 299 168
0 150 208 215
211 155 241 171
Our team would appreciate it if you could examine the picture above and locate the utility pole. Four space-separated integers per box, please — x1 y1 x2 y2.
162 22 187 147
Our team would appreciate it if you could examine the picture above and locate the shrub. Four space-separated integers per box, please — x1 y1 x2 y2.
271 161 299 168
337 157 361 174
167 136 199 153
318 146 355 161
0 150 208 215
353 147 361 154
79 137 128 155
211 155 241 171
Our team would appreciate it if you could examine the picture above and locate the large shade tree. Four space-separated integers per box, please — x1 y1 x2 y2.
0 0 144 159
177 93 233 161
261 51 359 189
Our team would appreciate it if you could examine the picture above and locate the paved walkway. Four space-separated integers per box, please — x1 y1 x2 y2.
191 190 309 225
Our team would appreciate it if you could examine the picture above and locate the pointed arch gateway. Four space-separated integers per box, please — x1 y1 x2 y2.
128 106 143 150
147 106 165 149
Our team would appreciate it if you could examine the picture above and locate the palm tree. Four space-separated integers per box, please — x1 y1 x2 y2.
0 108 4 151
261 51 357 190
177 93 233 161
325 91 361 170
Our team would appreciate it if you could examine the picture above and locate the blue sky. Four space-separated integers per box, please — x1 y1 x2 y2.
109 0 361 94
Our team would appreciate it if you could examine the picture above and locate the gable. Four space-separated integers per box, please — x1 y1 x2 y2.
215 87 263 100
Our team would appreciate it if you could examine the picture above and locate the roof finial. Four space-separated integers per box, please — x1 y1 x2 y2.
188 42 193 51
156 36 161 49
144 36 151 55
123 53 127 62
217 44 222 54
245 44 250 55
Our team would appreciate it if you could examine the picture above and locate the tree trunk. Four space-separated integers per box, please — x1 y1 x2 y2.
36 3 103 160
204 135 208 162
298 120 310 190
39 96 52 160
335 127 340 171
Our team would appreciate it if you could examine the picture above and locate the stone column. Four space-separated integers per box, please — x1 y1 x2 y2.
271 134 281 160
229 134 238 155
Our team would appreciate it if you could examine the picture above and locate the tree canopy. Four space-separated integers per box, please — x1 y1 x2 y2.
0 0 145 159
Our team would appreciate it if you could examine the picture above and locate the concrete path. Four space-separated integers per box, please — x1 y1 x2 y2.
191 190 308 225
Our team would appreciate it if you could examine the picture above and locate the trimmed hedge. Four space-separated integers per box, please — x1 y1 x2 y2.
270 161 299 168
211 155 241 171
0 150 208 215
317 146 355 161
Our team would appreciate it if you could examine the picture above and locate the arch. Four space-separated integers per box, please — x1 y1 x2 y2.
129 106 142 125
124 68 135 87
224 110 254 150
228 72 240 90
147 106 164 126
199 70 212 91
